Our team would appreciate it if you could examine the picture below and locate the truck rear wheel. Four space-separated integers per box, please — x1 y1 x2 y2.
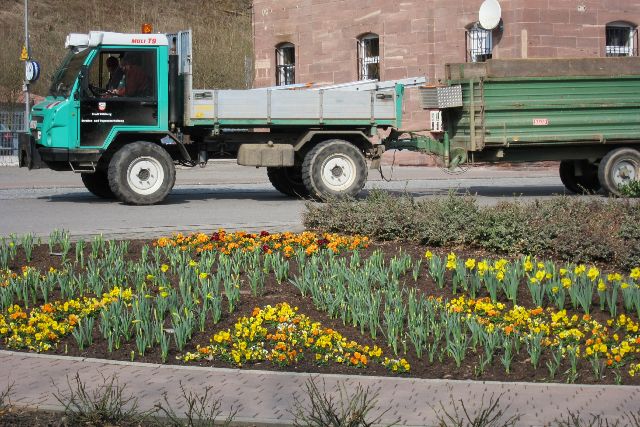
81 170 115 199
559 160 600 194
108 142 176 205
598 148 640 196
267 166 310 198
301 139 367 200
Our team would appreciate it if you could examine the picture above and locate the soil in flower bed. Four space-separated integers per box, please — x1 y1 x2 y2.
2 236 639 386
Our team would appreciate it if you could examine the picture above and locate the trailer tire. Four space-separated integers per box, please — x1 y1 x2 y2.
559 160 600 194
301 139 367 200
108 142 176 205
598 148 640 196
81 170 115 199
267 166 310 198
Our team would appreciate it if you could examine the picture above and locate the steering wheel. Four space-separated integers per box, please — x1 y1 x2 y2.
88 84 109 96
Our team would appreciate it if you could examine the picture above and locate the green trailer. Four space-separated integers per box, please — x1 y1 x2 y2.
389 57 640 196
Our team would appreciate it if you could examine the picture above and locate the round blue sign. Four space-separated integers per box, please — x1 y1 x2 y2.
25 60 41 82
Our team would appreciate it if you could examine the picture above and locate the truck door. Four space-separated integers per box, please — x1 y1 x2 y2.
80 48 158 147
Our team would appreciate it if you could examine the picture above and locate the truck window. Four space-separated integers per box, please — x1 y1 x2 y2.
49 48 91 98
86 50 156 99
117 51 156 98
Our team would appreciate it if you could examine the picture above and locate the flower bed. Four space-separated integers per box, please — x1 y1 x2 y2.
182 302 409 373
0 229 639 384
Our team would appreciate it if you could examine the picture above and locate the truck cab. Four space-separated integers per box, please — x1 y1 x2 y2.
23 32 171 170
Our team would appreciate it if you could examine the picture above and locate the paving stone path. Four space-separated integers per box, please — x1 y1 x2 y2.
1 350 639 426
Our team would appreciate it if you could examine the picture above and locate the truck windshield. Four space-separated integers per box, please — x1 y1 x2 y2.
49 48 91 98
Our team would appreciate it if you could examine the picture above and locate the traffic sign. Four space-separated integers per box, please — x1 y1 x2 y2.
20 45 28 61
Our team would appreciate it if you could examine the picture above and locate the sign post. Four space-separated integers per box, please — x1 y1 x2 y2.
23 0 30 132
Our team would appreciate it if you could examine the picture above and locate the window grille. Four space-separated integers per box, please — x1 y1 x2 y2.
606 24 638 57
466 23 493 63
276 43 295 86
357 34 380 80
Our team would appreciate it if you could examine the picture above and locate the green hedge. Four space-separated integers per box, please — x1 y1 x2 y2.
303 191 640 269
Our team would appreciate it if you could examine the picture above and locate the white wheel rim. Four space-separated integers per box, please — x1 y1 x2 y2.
612 159 638 187
126 156 164 196
320 154 357 192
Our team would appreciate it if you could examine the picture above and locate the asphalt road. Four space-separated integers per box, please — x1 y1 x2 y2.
0 161 568 239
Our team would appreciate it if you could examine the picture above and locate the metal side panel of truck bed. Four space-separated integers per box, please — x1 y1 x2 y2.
188 88 401 127
444 57 640 152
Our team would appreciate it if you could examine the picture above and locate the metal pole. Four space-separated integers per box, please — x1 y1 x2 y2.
24 0 30 131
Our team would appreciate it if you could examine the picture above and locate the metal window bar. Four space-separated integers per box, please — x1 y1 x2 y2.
466 25 493 63
275 45 295 86
357 36 380 80
606 26 638 57
0 111 24 165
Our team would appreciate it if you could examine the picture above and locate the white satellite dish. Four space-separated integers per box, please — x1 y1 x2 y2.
479 0 502 30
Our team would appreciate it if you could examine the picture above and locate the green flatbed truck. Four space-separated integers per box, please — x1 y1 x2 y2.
19 30 640 203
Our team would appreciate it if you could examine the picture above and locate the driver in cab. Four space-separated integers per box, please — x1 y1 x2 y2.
107 54 150 97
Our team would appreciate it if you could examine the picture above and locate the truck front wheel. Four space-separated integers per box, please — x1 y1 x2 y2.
559 160 600 194
598 148 640 196
108 142 176 205
81 170 115 199
301 139 367 200
267 166 310 198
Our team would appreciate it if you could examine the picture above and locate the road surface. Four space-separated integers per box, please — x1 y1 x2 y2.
0 161 568 239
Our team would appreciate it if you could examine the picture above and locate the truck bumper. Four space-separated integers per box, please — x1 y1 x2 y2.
19 133 103 170
18 133 44 169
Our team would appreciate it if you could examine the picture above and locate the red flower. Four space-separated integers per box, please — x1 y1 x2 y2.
260 231 270 237
262 244 270 252
210 232 220 242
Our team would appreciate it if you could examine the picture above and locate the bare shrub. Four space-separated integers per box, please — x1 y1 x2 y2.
53 372 151 426
0 381 14 418
290 376 399 427
431 392 521 427
154 381 236 427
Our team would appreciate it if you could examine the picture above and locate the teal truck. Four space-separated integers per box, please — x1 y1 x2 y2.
19 30 640 203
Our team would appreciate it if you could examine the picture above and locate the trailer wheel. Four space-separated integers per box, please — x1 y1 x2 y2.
301 139 367 200
559 160 600 194
598 148 640 196
81 170 115 199
267 166 310 198
108 142 176 205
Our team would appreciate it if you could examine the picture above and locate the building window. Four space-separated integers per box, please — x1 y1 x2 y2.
276 43 295 86
466 23 493 62
357 33 380 80
606 22 637 57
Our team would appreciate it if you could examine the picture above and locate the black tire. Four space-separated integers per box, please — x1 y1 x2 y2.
559 160 601 194
598 148 640 196
108 141 176 205
81 170 115 199
301 139 367 200
267 166 310 198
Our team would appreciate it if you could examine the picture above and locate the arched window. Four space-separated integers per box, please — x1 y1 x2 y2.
466 23 493 63
606 22 637 57
357 33 380 80
275 43 295 86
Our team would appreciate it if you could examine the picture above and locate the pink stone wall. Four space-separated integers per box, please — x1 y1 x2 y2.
252 0 640 130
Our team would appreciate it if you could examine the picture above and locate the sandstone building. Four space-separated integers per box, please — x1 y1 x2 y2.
252 0 640 131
